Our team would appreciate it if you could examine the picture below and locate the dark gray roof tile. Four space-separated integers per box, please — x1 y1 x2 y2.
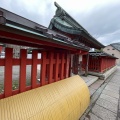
110 43 120 51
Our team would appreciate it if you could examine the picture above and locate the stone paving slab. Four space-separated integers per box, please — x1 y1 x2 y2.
90 80 104 90
89 113 102 120
89 79 105 97
110 77 120 85
110 80 120 85
96 98 118 113
114 73 120 75
85 113 102 120
105 86 119 94
82 67 120 120
102 89 119 99
89 87 96 96
105 84 119 91
117 86 120 120
92 104 117 120
100 93 118 105
108 82 120 88
81 75 98 87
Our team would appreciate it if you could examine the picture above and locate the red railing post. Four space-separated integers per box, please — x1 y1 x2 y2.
19 49 27 92
48 52 54 83
54 53 59 81
31 50 38 88
41 51 46 86
4 48 13 97
60 53 64 80
100 57 103 73
65 54 70 78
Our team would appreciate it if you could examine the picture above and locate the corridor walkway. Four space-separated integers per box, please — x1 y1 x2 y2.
85 66 120 120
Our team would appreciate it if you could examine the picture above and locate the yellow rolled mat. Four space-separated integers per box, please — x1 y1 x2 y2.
0 75 90 120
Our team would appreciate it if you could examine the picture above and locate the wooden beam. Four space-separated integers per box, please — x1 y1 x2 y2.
19 49 27 92
0 29 77 51
31 50 38 88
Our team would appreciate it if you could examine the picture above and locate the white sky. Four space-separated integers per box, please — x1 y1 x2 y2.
0 0 120 45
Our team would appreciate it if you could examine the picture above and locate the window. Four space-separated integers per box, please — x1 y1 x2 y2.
107 49 110 50
112 48 115 50
112 54 114 56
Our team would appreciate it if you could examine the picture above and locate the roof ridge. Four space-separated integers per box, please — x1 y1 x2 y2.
54 2 87 31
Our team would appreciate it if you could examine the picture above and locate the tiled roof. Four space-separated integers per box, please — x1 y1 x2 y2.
48 2 104 49
89 52 118 59
0 7 90 51
110 43 120 51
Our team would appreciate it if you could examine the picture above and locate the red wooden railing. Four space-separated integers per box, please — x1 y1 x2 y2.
82 55 116 73
0 48 70 99
88 56 101 72
100 57 116 72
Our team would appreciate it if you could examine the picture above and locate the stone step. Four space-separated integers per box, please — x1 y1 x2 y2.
81 75 98 87
89 80 104 96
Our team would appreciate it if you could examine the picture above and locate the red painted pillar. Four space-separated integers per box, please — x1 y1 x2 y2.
89 57 91 70
60 53 65 80
48 52 54 83
31 50 38 89
100 57 103 73
65 54 70 78
4 48 13 97
54 53 59 81
106 57 108 69
41 51 46 86
0 46 2 53
19 49 27 92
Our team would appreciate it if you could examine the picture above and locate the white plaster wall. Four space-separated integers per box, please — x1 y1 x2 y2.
70 54 83 76
103 45 120 65
27 53 41 59
79 55 82 62
70 54 74 76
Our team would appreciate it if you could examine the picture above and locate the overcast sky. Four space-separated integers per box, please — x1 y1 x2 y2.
0 0 120 45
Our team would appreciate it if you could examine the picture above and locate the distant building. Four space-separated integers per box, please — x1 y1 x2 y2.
103 43 120 65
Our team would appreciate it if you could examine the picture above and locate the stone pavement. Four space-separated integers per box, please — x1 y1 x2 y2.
84 66 120 120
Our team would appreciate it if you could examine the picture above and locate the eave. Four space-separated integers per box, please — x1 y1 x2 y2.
0 7 91 52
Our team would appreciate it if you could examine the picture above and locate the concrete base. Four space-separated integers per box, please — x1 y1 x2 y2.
88 66 117 80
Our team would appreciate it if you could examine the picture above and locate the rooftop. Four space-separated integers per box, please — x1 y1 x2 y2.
89 51 118 59
110 42 120 51
0 7 90 51
49 2 104 49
